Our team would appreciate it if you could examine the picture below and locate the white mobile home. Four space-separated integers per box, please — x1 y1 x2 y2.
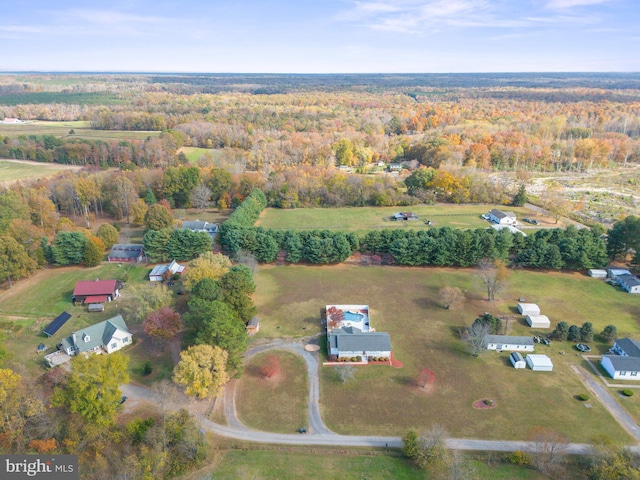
518 303 540 316
510 352 526 369
526 315 550 329
484 335 535 352
526 354 553 371
588 269 607 278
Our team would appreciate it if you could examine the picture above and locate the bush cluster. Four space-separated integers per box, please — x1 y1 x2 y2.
621 389 634 397
577 393 590 401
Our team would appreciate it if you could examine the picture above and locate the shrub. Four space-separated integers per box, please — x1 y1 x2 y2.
621 389 634 397
142 361 153 376
505 450 530 465
577 393 590 401
112 222 121 232
484 399 495 406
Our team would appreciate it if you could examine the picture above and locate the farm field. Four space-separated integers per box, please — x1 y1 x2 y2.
0 159 82 183
253 264 640 441
0 120 160 141
177 147 222 164
200 449 550 480
256 205 552 233
235 350 309 433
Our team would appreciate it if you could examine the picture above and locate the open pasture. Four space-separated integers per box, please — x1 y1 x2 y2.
253 264 640 441
257 205 538 233
0 159 82 183
0 120 160 141
177 147 223 164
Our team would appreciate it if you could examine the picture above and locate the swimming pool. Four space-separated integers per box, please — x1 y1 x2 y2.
344 311 364 322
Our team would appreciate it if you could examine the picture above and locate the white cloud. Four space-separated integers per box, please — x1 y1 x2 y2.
545 0 611 9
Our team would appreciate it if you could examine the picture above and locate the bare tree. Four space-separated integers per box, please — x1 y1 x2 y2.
474 258 510 302
439 286 465 310
466 321 492 356
189 184 212 211
416 424 452 474
236 249 259 275
528 426 569 477
540 182 571 224
334 365 355 383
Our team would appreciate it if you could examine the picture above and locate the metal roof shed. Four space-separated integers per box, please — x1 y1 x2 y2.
526 354 553 371
526 315 551 328
518 303 540 316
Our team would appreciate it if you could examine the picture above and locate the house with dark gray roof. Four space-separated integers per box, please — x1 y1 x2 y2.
329 327 391 359
601 337 640 380
108 244 144 263
617 274 640 294
181 220 219 238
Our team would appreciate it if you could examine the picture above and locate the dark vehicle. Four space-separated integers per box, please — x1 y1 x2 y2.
298 427 307 434
118 396 128 405
576 343 591 352
523 218 539 225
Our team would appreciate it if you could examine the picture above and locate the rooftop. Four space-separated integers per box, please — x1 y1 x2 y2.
73 279 117 297
329 328 392 352
484 335 534 346
602 355 640 372
616 338 640 358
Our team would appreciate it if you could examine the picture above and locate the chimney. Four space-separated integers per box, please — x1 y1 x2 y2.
71 332 77 346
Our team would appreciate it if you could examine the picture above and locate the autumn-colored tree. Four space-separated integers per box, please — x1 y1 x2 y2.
182 252 231 290
130 198 148 226
261 355 281 379
474 258 510 302
143 307 182 345
28 438 57 454
144 203 173 231
119 283 174 324
0 236 38 287
527 426 569 477
438 286 465 310
96 223 119 249
540 182 571 224
173 344 229 398
83 237 103 267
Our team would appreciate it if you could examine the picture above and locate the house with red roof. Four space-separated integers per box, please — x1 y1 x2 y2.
72 279 122 305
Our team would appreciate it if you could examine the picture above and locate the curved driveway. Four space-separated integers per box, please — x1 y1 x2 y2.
122 339 640 455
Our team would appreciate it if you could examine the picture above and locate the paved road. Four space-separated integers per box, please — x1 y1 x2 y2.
570 364 640 442
121 340 640 455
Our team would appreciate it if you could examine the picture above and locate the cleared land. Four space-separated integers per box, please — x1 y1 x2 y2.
253 264 640 441
0 120 160 141
200 449 550 480
256 205 553 233
177 147 222 164
0 159 83 183
235 350 309 433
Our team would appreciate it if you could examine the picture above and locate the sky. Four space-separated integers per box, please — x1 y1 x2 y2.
1 0 638 73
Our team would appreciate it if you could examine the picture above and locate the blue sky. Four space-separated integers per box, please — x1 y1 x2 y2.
1 0 638 72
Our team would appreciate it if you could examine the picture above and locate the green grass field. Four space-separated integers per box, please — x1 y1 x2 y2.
0 159 81 182
256 205 540 233
235 350 309 433
0 92 124 106
0 120 160 141
177 147 222 164
253 265 640 441
197 450 548 480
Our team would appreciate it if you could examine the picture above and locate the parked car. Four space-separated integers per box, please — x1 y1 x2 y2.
481 214 489 220
118 396 128 405
523 218 539 225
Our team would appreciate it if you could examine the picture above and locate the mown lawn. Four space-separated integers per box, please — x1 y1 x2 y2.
0 159 81 182
253 264 640 441
198 450 549 480
235 350 308 433
0 120 160 141
256 205 540 233
177 147 222 164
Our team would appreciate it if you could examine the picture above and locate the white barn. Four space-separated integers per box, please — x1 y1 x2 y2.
526 354 553 371
518 303 540 316
588 269 607 278
601 356 640 380
526 315 551 329
510 352 526 369
484 335 535 352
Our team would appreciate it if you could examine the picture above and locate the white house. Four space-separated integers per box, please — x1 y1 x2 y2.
60 315 131 357
487 209 517 225
617 274 640 294
518 303 540 316
526 315 551 329
510 352 526 369
588 269 608 278
601 356 640 380
484 335 535 351
526 354 553 371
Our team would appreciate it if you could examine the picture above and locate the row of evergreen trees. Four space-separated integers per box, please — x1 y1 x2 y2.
219 189 609 270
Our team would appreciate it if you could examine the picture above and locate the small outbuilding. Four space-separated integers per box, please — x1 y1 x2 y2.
510 352 526 369
526 315 551 329
36 343 47 353
588 269 607 278
246 316 260 336
526 354 553 371
518 303 540 316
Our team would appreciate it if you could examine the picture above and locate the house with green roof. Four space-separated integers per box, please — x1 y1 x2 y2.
60 315 132 357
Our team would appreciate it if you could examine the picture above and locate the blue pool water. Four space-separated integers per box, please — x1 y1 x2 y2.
344 311 364 322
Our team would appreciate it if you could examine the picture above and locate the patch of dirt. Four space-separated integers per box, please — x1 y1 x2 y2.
473 399 497 410
415 384 435 395
390 352 403 368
